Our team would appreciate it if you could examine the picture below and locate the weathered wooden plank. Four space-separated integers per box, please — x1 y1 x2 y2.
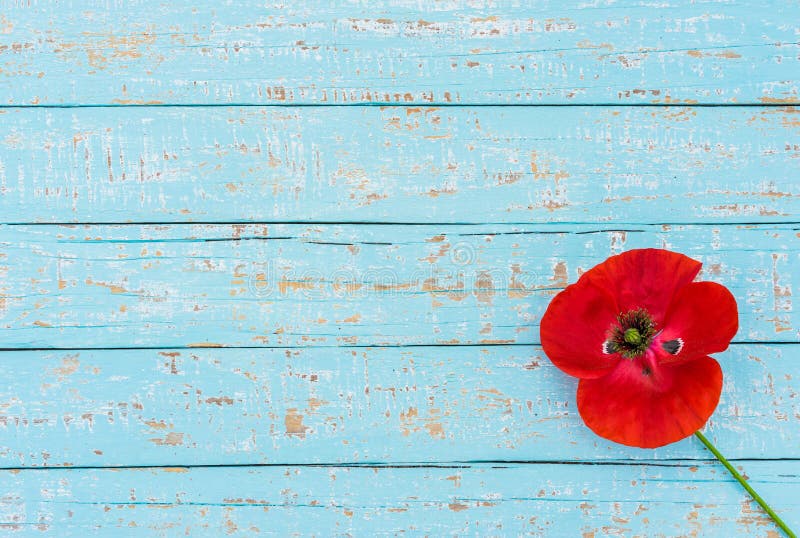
0 223 797 348
1 462 797 536
1 106 799 224
0 344 796 467
1 1 798 105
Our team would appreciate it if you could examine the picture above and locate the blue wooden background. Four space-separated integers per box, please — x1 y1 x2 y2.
0 1 799 535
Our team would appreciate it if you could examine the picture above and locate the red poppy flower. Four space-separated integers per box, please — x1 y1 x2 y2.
540 249 738 448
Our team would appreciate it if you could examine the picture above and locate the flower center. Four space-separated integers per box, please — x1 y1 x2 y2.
603 308 656 359
623 327 642 345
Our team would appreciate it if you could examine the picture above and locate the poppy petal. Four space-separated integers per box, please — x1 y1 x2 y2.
583 249 702 324
540 280 619 379
576 355 722 448
658 282 738 364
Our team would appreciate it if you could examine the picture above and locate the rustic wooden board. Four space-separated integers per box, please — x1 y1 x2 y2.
0 344 796 468
2 1 799 106
4 2 800 535
1 223 796 349
1 462 798 536
1 106 799 224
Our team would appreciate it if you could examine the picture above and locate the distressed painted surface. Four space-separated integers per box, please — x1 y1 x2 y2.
0 106 799 224
0 223 797 348
1 1 799 105
3 1 800 535
0 344 796 467
1 462 798 536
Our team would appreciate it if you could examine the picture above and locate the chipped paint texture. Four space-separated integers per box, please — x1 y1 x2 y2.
1 1 799 536
1 2 799 105
0 463 798 535
0 346 796 467
0 106 799 223
0 224 797 348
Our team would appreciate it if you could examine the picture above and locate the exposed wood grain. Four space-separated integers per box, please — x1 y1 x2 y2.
1 1 798 106
3 0 799 535
0 106 799 224
1 462 797 536
0 344 796 467
1 223 796 348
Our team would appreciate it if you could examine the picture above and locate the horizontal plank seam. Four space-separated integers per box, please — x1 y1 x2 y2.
0 459 796 472
0 103 798 110
3 221 800 228
0 342 795 352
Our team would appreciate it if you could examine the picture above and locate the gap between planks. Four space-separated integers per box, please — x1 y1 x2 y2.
4 221 800 228
1 459 796 473
0 103 798 110
0 342 797 352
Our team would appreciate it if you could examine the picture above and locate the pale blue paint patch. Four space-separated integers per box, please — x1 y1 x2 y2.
1 1 798 105
0 345 795 468
0 223 796 348
2 1 799 535
0 462 798 536
0 106 798 224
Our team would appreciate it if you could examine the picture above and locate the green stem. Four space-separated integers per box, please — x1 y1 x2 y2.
694 431 796 538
